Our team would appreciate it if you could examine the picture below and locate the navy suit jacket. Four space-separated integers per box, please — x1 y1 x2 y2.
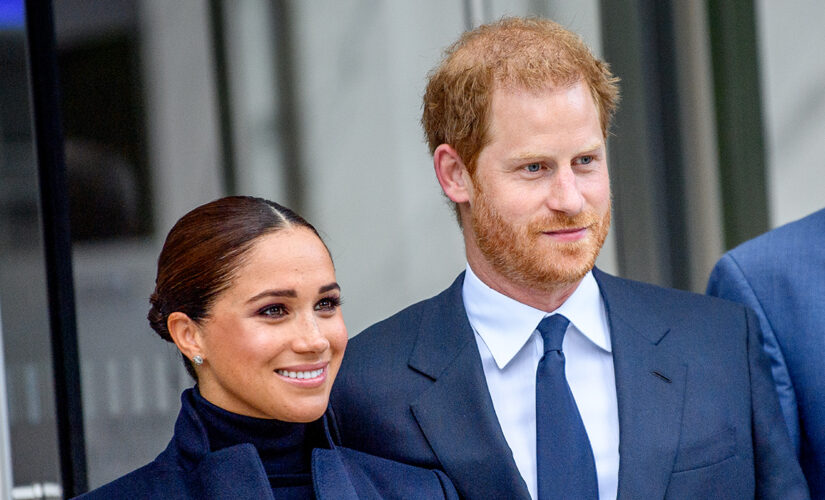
331 268 808 499
707 208 825 498
76 389 458 499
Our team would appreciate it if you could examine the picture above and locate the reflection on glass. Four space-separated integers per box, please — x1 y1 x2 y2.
0 0 63 497
52 0 189 488
58 30 152 241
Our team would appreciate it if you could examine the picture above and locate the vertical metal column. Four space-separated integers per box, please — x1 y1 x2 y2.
271 0 305 212
463 0 491 30
0 304 13 500
23 0 88 496
600 0 690 289
208 0 238 196
707 0 769 248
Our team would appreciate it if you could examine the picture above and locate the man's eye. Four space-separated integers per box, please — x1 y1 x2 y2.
525 163 542 173
578 155 593 165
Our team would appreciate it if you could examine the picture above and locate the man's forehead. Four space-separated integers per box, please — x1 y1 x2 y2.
488 81 604 137
491 78 585 101
492 71 582 94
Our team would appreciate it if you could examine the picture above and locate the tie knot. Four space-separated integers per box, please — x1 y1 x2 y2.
537 314 570 353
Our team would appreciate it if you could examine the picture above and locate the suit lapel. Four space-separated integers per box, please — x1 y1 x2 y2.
594 269 686 499
408 273 531 500
406 270 687 499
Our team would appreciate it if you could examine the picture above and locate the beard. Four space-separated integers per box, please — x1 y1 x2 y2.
470 188 611 292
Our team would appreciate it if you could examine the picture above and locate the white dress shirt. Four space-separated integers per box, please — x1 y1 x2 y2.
463 264 619 500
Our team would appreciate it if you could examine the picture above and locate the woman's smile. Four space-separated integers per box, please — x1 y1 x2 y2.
275 362 328 387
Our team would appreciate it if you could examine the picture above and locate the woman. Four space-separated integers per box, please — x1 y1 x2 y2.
77 196 457 499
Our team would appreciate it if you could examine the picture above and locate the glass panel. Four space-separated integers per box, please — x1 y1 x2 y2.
52 0 197 488
0 0 63 497
756 0 825 227
54 0 234 486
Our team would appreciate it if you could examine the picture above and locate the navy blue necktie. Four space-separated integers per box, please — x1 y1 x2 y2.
535 314 599 499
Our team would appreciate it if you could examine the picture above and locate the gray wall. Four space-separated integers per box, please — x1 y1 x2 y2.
756 0 825 227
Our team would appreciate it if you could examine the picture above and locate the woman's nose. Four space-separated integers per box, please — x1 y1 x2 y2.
293 315 330 353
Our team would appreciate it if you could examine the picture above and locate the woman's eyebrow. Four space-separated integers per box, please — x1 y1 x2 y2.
246 289 297 303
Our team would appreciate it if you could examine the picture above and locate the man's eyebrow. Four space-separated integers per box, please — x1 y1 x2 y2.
577 142 605 154
509 143 605 163
510 152 548 162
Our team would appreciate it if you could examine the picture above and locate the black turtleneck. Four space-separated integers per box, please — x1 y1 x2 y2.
192 387 324 498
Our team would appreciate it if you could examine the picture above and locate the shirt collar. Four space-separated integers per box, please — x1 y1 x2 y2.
462 264 611 369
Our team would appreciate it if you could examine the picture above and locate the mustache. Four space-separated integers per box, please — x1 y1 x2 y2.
527 211 601 232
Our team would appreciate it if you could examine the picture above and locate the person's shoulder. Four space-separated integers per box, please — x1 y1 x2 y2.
595 268 742 315
728 207 825 260
73 459 185 499
595 268 755 342
706 208 825 291
596 269 756 352
349 273 464 350
313 447 458 499
758 207 825 241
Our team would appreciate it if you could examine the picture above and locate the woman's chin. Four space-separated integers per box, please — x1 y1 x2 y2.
265 390 332 423
277 404 329 423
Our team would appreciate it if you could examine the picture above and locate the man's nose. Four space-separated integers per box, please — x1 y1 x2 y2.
545 167 584 215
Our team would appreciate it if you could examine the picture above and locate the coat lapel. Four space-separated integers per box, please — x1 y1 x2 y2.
193 444 276 498
311 449 362 499
408 273 531 500
594 269 686 499
170 390 275 498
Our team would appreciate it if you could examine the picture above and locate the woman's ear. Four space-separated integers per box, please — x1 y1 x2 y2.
167 312 204 362
433 144 473 204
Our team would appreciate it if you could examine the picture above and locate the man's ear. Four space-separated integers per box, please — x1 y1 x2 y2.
433 144 473 204
167 312 204 362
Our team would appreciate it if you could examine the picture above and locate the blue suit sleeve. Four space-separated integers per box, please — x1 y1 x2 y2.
707 253 801 456
744 308 809 498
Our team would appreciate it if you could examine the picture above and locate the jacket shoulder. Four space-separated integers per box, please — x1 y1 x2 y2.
347 274 463 357
726 208 825 264
708 208 825 306
595 269 746 319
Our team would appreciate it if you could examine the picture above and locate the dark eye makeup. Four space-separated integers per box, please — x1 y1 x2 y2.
254 294 342 319
258 304 287 318
315 295 342 312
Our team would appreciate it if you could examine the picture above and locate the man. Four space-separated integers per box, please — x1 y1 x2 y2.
707 208 825 498
331 18 807 499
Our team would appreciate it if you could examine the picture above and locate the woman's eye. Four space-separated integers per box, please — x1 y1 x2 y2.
315 296 341 312
525 163 542 173
260 304 286 318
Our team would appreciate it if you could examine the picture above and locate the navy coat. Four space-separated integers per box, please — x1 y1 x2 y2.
708 208 825 498
331 269 809 499
76 390 458 499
